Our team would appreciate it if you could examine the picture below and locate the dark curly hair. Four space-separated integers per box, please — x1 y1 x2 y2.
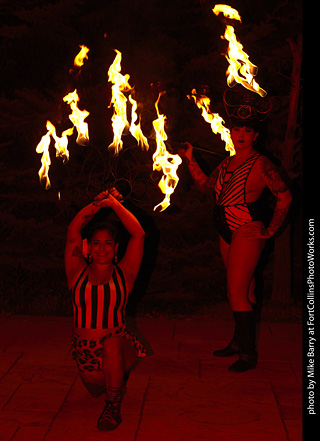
86 221 119 244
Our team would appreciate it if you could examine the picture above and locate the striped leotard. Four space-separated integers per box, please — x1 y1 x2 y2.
214 152 264 244
71 265 129 329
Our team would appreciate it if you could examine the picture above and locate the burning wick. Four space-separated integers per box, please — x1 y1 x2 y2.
152 92 182 212
213 4 267 97
63 89 90 145
188 89 235 156
108 49 149 155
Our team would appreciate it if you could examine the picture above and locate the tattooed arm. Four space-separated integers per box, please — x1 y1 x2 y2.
180 142 221 194
247 156 292 239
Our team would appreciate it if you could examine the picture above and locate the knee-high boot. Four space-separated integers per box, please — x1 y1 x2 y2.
228 310 257 372
213 311 241 357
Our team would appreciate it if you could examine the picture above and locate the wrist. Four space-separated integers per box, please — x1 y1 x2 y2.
264 228 274 238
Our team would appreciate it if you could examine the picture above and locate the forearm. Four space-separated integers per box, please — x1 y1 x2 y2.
111 199 145 238
187 156 217 194
67 203 100 238
265 190 292 237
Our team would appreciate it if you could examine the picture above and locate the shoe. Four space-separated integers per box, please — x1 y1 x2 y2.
213 342 240 357
97 400 122 431
228 353 257 372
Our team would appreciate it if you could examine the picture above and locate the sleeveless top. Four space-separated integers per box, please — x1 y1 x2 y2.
71 265 129 329
214 152 263 237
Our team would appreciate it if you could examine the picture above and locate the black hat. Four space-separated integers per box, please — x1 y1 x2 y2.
223 87 272 123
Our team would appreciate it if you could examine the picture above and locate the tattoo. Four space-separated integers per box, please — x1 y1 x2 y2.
266 207 289 237
80 210 96 230
72 246 83 258
259 157 288 196
188 157 219 194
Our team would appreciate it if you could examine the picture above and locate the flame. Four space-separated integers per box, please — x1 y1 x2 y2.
188 89 236 156
152 92 182 212
63 89 89 145
213 4 267 97
36 120 55 189
36 121 74 189
74 45 89 68
108 49 148 154
52 126 74 163
128 95 149 150
213 4 241 20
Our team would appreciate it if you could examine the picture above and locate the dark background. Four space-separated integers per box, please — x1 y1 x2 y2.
0 0 303 319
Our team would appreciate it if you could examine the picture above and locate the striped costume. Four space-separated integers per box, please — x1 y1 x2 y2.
213 152 265 244
72 265 128 329
70 265 147 372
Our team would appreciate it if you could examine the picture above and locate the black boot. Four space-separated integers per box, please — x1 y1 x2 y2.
213 311 241 357
228 311 257 373
97 386 123 431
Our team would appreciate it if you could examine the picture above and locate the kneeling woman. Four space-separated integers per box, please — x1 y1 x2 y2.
65 188 147 431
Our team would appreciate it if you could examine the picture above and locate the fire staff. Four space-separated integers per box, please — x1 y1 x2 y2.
65 188 147 430
179 108 292 372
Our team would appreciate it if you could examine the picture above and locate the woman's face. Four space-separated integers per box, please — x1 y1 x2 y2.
88 230 118 265
231 126 258 151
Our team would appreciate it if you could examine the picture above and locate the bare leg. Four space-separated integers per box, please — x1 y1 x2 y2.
79 372 105 397
102 337 137 388
78 337 137 397
214 223 265 366
226 222 265 311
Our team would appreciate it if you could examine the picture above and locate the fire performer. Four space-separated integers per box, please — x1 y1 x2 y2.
65 187 147 430
179 92 292 372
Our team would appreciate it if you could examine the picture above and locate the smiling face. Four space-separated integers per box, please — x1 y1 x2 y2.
231 126 259 151
88 229 118 265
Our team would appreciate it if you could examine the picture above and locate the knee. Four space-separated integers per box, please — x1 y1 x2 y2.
227 284 248 302
103 337 123 358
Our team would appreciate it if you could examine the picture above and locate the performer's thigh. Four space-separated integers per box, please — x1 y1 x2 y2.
226 222 265 296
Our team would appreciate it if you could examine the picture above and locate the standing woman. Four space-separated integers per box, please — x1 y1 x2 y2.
179 97 292 372
65 188 147 430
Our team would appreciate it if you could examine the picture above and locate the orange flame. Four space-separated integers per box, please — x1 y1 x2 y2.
152 92 182 212
213 4 241 21
36 121 74 189
108 49 149 154
188 89 235 156
36 120 55 189
74 45 89 67
63 89 90 145
213 4 267 97
128 95 149 151
52 126 74 163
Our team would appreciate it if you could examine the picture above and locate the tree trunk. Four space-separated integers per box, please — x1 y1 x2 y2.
271 34 302 304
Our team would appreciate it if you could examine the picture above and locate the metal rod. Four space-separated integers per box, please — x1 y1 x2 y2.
192 145 227 157
168 139 228 158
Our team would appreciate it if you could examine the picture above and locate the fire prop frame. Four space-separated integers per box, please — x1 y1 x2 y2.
36 4 268 211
